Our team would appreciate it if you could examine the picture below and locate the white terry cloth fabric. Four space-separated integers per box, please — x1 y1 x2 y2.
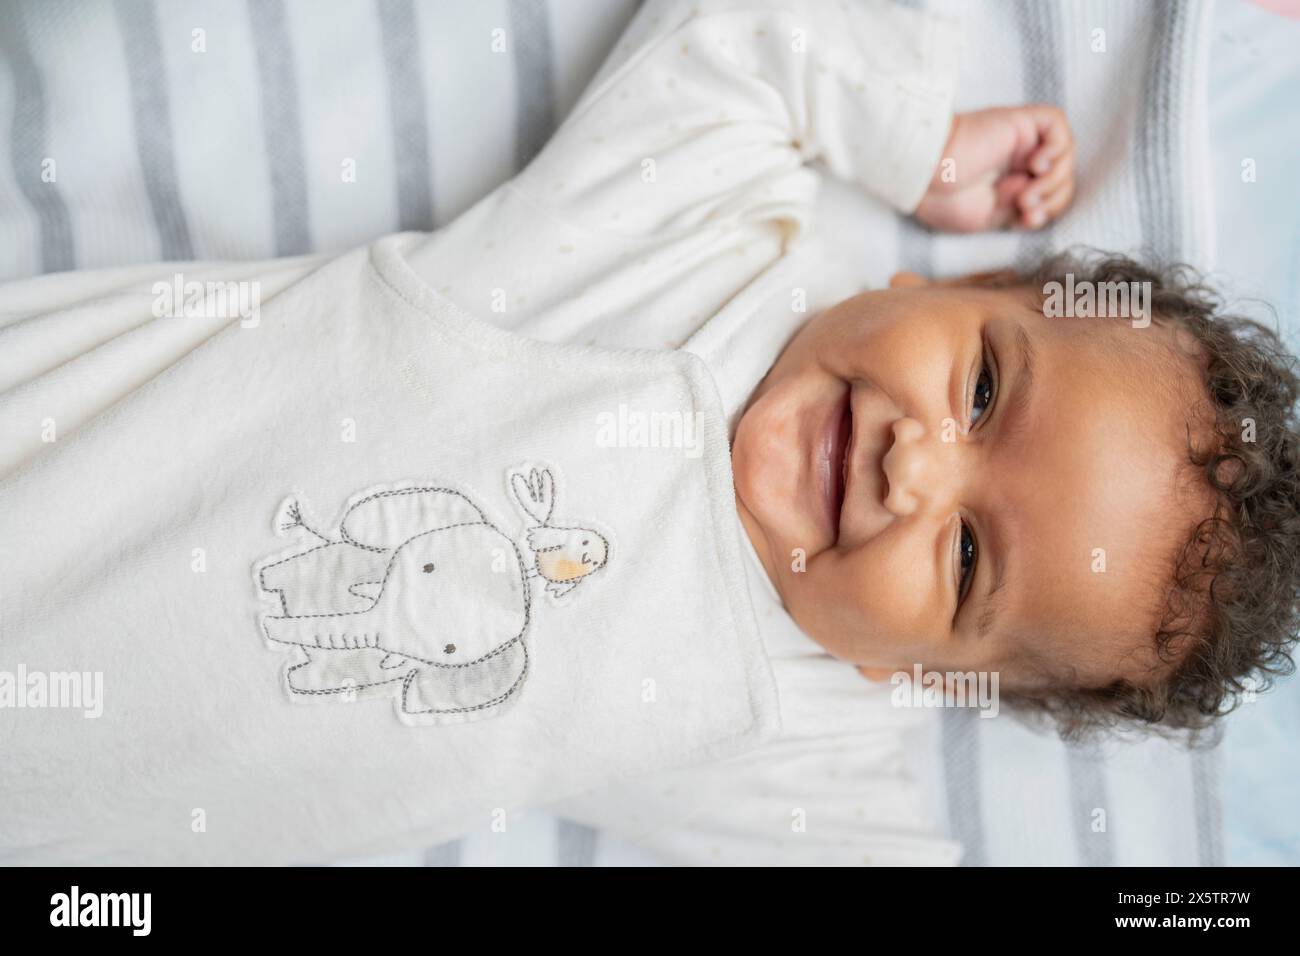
0 239 781 865
0 0 960 864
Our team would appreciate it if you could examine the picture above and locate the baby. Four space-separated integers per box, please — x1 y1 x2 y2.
2 0 1297 865
734 250 1300 740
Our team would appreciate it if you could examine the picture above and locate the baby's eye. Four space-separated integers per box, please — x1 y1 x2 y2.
970 362 994 425
957 521 978 603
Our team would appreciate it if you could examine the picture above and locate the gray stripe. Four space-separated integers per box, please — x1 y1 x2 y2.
1192 746 1224 867
114 0 195 261
506 0 555 170
247 0 312 255
1013 0 1063 270
1066 744 1114 866
422 839 462 867
556 819 598 866
376 0 434 231
0 1 75 273
940 708 986 866
1137 0 1187 260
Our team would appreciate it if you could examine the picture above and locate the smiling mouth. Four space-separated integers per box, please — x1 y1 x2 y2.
820 388 852 543
838 395 854 538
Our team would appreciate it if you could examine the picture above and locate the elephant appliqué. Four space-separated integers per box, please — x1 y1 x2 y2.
253 465 609 725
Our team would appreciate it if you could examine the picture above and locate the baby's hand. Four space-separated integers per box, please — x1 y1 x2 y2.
913 105 1075 233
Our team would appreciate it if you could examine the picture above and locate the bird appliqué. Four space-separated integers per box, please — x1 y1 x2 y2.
510 467 609 599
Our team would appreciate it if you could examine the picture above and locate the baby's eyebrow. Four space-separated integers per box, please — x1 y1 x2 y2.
1015 323 1036 386
976 565 1007 640
1001 322 1037 439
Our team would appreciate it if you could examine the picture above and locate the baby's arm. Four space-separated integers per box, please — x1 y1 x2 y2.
518 0 1073 238
514 0 964 238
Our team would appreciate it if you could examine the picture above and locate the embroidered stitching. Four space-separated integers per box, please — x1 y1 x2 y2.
253 465 609 725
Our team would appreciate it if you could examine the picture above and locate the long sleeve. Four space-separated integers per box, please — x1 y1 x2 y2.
402 0 960 350
522 0 961 230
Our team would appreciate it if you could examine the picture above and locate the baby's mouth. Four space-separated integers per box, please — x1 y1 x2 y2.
820 388 852 544
838 401 853 535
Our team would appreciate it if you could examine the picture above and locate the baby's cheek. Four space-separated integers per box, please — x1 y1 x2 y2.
849 584 939 658
807 544 945 660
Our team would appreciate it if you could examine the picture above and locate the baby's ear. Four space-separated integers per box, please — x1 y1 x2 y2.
947 268 1021 288
856 665 896 682
887 271 929 289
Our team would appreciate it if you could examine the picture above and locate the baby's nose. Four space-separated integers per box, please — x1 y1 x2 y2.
881 417 945 517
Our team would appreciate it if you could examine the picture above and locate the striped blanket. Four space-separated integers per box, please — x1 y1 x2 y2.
0 0 638 277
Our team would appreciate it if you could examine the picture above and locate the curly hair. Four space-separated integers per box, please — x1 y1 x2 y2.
998 250 1300 746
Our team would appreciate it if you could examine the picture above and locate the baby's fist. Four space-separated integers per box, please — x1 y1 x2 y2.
913 105 1075 234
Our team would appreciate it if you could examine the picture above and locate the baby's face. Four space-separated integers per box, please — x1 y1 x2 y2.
733 273 1210 691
